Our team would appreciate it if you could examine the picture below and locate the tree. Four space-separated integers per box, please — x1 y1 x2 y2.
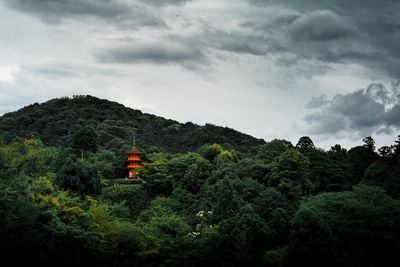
216 204 272 265
56 156 101 195
378 145 394 159
236 158 269 184
286 207 336 267
133 197 193 266
252 139 289 164
67 125 97 160
138 160 173 197
102 184 149 219
266 149 312 201
363 136 376 151
295 136 315 151
199 177 243 224
231 177 265 203
302 185 400 266
166 152 204 185
179 158 212 194
253 187 291 220
346 145 378 187
201 143 222 162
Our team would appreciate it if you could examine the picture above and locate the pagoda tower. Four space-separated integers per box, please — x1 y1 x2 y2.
125 147 144 179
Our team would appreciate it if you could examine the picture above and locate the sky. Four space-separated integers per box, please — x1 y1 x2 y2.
0 0 400 150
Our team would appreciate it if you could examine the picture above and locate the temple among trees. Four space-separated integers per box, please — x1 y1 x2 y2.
124 147 144 179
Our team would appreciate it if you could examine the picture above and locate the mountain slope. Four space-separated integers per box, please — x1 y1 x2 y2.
0 95 265 153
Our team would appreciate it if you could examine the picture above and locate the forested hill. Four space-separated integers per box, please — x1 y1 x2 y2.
0 95 264 153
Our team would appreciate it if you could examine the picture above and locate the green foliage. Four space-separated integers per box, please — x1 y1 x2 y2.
263 246 287 267
91 150 118 179
201 143 222 162
179 157 212 194
236 158 269 183
86 196 121 253
133 197 194 266
305 147 348 193
56 156 101 195
295 136 315 151
101 184 149 219
286 207 336 267
166 152 204 183
346 145 378 187
266 148 312 201
253 187 291 220
0 175 41 254
216 204 272 265
68 124 97 160
252 139 290 163
0 95 264 154
208 177 243 223
363 156 400 198
138 160 173 197
302 184 400 266
232 177 265 203
3 101 400 266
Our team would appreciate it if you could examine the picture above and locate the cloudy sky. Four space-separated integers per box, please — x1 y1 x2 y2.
1 0 399 150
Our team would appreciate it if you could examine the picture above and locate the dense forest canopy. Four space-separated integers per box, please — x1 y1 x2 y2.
1 97 400 266
0 95 264 154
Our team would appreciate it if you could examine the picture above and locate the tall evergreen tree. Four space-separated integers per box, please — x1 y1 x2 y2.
67 125 97 160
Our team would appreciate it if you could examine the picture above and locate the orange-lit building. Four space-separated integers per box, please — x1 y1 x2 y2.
125 147 144 179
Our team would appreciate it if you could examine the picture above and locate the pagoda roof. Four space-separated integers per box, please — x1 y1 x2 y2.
125 159 143 163
124 147 144 155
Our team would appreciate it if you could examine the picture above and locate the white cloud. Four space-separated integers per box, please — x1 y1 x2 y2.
0 65 19 83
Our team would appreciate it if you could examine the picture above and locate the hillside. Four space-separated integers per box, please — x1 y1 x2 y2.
0 95 265 153
1 96 400 266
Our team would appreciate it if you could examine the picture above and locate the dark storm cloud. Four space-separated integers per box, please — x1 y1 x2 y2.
288 10 356 41
95 41 208 69
2 0 165 27
247 0 400 77
305 81 400 136
247 0 398 15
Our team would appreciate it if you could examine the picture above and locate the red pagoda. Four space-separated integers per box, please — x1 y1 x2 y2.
125 147 144 179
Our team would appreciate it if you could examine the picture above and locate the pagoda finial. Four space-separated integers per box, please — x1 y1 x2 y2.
133 132 136 148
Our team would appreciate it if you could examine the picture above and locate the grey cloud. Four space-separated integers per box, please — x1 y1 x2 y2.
247 0 400 77
204 29 267 55
376 127 395 135
305 112 348 135
247 0 398 16
3 0 165 27
171 29 270 56
239 21 257 28
305 81 400 136
95 41 208 69
384 104 400 127
94 29 270 69
305 94 328 109
138 0 192 6
23 59 124 78
288 10 356 41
